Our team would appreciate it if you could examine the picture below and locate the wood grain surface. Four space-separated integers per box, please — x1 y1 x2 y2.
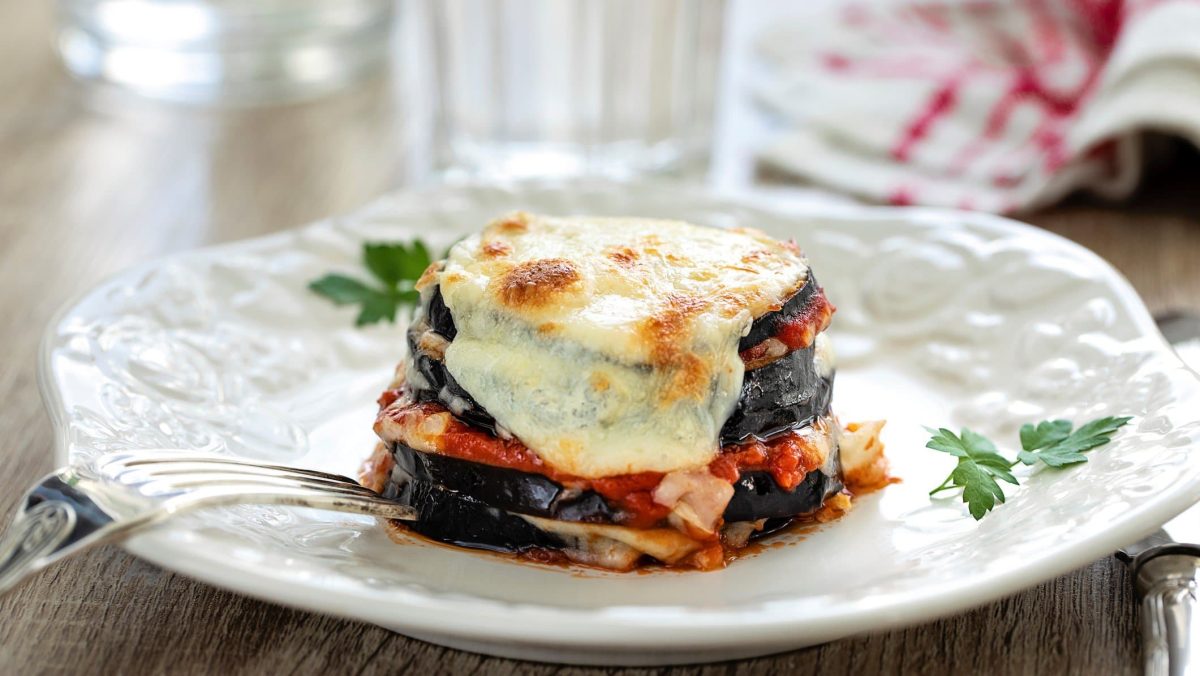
3 2 1200 674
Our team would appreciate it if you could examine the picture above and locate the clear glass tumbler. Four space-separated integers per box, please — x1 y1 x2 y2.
56 0 395 105
425 0 727 179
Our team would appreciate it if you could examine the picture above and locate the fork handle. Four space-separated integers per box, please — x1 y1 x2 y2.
0 500 78 595
1138 551 1200 676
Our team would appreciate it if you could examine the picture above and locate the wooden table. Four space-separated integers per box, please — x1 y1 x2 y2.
4 3 1200 674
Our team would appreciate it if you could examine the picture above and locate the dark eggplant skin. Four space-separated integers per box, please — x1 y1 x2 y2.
719 348 834 444
386 441 841 525
390 441 617 523
388 476 828 559
737 272 822 351
425 286 457 341
382 453 843 557
723 467 843 522
408 348 502 436
410 283 834 444
390 476 567 554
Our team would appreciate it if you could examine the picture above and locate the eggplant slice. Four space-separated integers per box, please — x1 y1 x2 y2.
723 460 842 522
390 476 567 554
386 441 843 525
736 271 823 351
720 346 833 444
389 441 618 523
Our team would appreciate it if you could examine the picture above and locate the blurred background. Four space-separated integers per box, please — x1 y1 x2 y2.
3 0 1200 319
9 0 1200 236
4 0 1199 330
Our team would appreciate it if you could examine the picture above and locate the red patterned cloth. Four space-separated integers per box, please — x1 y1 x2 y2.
755 0 1200 212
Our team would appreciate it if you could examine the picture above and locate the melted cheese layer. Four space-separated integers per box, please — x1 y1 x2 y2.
436 212 810 478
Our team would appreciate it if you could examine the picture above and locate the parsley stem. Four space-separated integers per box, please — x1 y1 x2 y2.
929 476 956 496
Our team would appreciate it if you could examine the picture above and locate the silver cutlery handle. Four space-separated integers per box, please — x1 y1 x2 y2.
1139 552 1200 676
0 500 78 595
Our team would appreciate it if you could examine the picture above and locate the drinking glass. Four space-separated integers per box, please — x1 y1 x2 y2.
56 0 395 105
424 0 727 178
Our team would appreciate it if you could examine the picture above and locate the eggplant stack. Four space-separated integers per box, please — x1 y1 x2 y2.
364 212 880 571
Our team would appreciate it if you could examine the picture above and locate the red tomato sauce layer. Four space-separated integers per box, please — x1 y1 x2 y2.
738 288 835 365
377 393 828 527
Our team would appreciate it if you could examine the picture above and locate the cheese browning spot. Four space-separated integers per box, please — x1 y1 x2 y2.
606 246 639 266
590 372 611 392
741 249 774 265
494 212 530 233
482 240 512 258
715 290 761 318
415 261 443 291
640 294 715 404
661 354 710 405
494 258 581 308
642 294 709 366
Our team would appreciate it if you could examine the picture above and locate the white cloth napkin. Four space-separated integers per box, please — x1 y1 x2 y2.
754 0 1200 213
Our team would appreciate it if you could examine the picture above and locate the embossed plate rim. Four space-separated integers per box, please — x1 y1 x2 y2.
35 180 1200 663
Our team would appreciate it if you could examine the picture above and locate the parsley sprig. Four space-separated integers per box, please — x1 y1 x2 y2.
309 241 432 326
928 416 1131 520
1015 417 1132 467
927 428 1018 520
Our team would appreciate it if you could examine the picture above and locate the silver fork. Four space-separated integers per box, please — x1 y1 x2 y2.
0 449 415 597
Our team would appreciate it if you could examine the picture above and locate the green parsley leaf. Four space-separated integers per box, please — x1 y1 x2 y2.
953 461 1007 520
1017 416 1132 467
927 428 1018 519
1017 420 1072 455
355 292 399 326
928 415 1132 520
364 242 431 288
308 274 377 305
310 239 432 326
411 240 432 271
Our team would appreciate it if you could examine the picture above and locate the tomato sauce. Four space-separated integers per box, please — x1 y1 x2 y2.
377 388 404 409
589 473 671 528
708 431 825 490
439 425 558 478
775 292 835 352
737 289 834 366
378 395 828 527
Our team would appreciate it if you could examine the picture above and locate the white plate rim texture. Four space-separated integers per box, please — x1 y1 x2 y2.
37 180 1200 665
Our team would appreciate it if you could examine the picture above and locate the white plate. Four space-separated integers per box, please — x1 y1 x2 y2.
39 181 1200 665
